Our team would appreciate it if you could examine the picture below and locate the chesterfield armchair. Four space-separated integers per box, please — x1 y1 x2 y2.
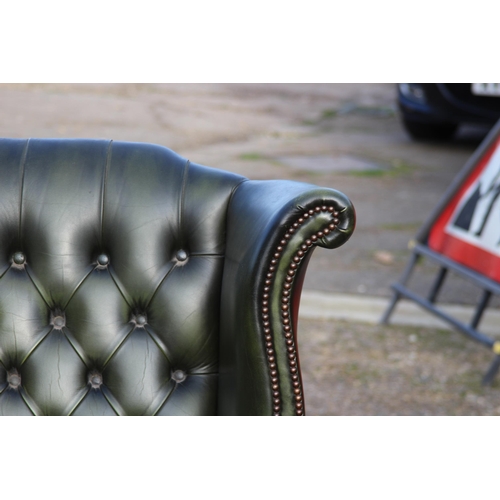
0 139 355 416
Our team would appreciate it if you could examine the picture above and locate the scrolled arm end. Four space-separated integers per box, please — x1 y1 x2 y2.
218 180 355 415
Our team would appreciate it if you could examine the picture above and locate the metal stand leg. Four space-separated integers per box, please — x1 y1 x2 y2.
482 355 500 386
427 267 448 304
470 290 492 330
384 242 500 385
380 291 400 324
380 251 419 324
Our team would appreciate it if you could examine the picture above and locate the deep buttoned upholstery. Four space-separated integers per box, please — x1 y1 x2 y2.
0 139 355 415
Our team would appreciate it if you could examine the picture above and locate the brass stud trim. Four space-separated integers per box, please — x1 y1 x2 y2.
261 204 338 416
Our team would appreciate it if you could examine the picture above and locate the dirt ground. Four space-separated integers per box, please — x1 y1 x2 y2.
300 318 500 415
1 83 498 415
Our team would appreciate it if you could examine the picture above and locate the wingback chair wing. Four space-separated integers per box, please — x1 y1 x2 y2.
0 138 355 416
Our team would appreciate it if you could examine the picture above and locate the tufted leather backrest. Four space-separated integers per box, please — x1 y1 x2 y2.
0 139 245 415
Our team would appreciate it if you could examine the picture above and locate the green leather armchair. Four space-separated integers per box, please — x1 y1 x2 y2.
0 139 355 415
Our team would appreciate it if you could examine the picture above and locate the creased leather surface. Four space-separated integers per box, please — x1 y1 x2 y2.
0 139 243 415
0 139 355 416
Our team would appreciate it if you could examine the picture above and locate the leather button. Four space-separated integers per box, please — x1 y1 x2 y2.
13 252 25 265
52 314 66 329
172 370 186 383
97 254 109 266
88 371 103 388
135 314 147 326
7 369 21 389
176 250 188 262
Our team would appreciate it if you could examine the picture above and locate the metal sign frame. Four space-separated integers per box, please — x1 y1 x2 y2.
382 119 500 384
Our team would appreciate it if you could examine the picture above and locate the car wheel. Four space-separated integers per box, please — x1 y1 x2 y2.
402 118 458 141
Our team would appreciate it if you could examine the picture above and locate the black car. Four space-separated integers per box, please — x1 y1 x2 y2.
398 83 500 140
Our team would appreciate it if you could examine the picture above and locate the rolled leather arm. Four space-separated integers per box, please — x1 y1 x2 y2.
218 180 356 415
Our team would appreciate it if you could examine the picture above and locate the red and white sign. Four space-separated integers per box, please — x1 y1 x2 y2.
428 135 500 283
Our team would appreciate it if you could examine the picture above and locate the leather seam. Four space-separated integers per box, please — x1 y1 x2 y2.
225 178 249 228
20 326 54 365
24 265 51 309
19 386 40 416
62 328 91 369
189 253 224 258
178 159 191 249
99 140 113 248
144 325 173 366
0 264 11 282
100 386 123 416
67 386 91 416
108 267 133 308
17 138 29 246
152 382 176 416
62 266 96 310
146 263 176 309
183 371 218 376
101 324 136 369
221 178 248 258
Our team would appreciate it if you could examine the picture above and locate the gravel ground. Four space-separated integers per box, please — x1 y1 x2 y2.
300 318 500 415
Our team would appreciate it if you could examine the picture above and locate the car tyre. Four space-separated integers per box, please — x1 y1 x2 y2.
402 118 458 141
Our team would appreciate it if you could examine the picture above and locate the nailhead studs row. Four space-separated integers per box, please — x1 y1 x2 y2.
262 205 340 416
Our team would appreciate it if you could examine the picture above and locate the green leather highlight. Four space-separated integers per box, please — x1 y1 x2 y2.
218 181 355 415
0 139 355 415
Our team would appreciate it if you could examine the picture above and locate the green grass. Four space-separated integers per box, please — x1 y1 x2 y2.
347 158 416 178
302 108 338 125
348 169 387 177
349 105 396 117
306 105 396 125
321 108 338 119
339 362 381 384
455 371 488 395
391 158 414 171
238 152 266 161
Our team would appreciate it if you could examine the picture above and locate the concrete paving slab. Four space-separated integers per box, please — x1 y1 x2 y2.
278 154 384 173
300 289 500 338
